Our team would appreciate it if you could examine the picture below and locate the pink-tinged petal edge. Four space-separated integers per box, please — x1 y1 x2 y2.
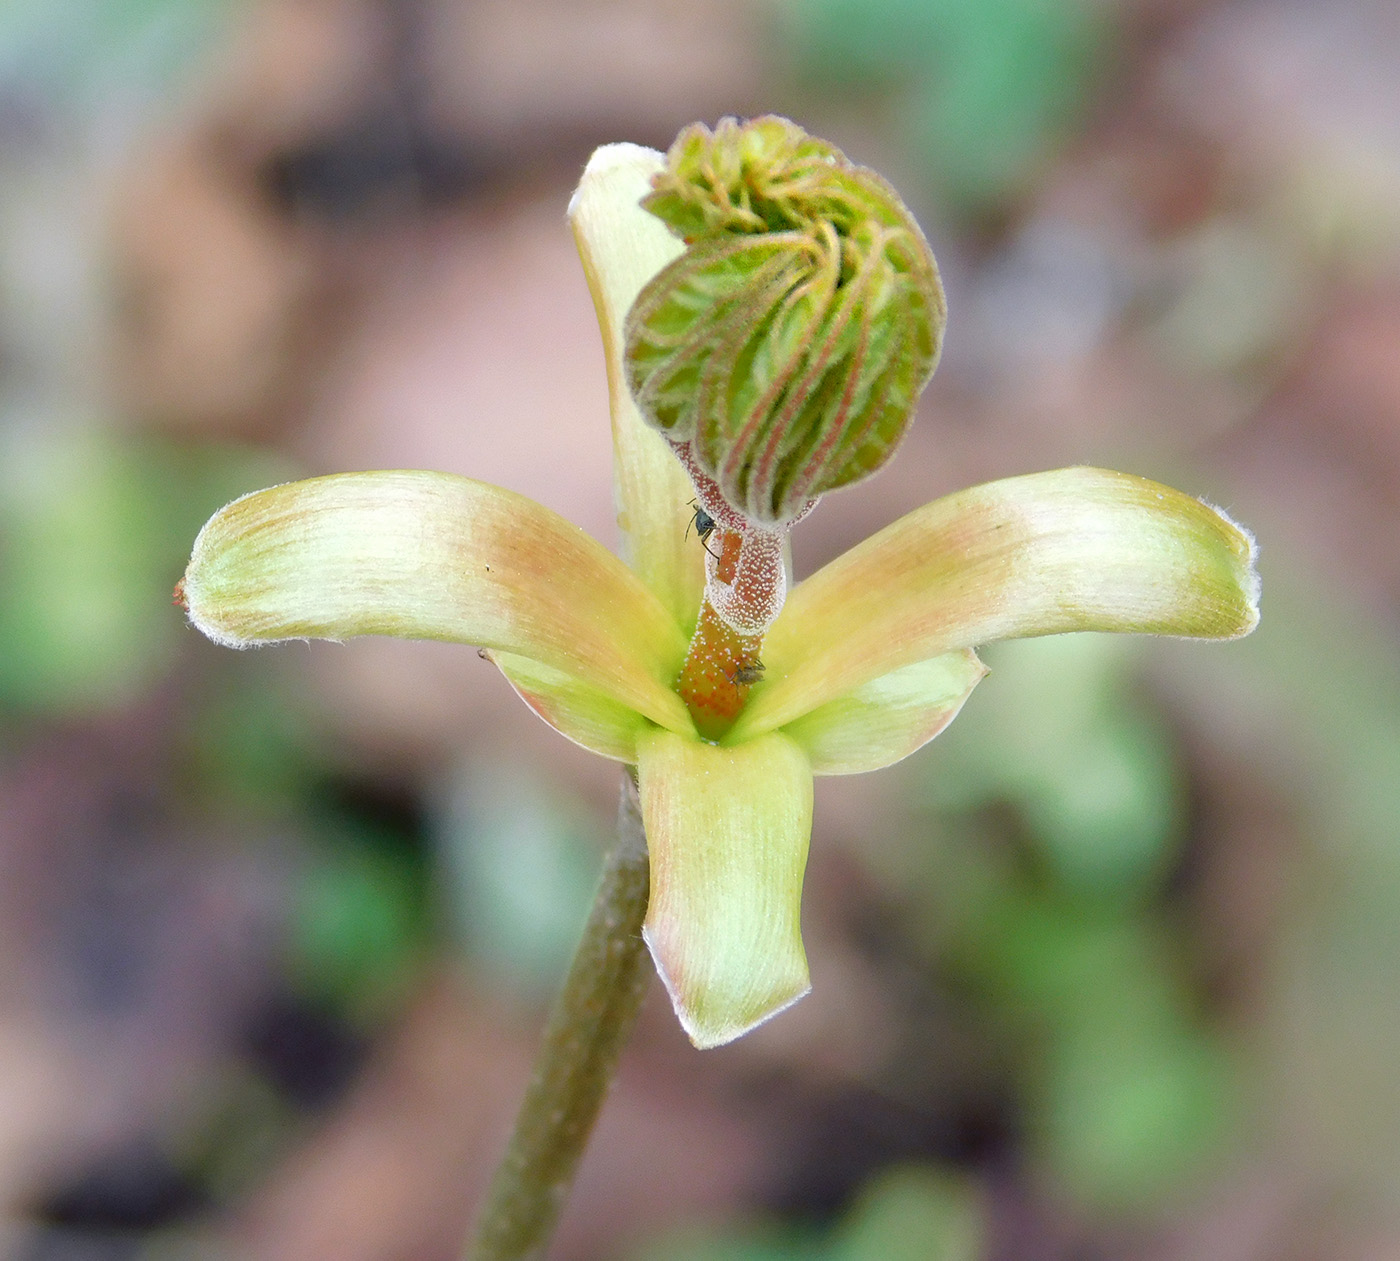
486 649 644 763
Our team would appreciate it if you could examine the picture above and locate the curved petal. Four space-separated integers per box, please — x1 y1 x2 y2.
779 649 988 775
638 728 813 1049
182 470 694 735
486 649 644 762
570 144 706 630
735 467 1260 737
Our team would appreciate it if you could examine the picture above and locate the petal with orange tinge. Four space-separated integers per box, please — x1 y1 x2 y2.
736 467 1259 737
182 470 694 736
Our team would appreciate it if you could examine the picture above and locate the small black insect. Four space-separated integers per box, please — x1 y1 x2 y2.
726 659 766 689
685 500 721 559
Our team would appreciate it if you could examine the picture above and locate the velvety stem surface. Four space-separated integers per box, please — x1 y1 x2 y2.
465 774 651 1261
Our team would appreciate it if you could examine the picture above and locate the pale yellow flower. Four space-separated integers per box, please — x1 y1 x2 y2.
181 143 1258 1049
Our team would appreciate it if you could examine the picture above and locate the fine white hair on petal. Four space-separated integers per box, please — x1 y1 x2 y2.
1201 498 1262 625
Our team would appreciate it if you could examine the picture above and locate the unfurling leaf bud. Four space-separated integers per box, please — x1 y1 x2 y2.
624 116 947 526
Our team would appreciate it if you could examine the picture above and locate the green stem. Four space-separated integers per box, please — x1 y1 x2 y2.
465 772 651 1261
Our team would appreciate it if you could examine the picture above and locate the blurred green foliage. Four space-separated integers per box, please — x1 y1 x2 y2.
1163 570 1400 1195
0 0 234 104
186 652 434 1030
925 635 1183 897
289 812 431 1025
638 1164 984 1261
0 430 286 714
865 635 1237 1210
828 1166 983 1261
782 0 1114 214
436 764 605 1000
177 1063 297 1206
186 667 326 814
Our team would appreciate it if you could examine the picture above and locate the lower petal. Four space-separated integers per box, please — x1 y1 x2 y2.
637 728 814 1048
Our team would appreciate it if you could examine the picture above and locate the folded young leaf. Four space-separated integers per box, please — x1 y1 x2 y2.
638 728 813 1048
772 649 987 774
571 145 705 631
182 470 694 735
742 467 1260 735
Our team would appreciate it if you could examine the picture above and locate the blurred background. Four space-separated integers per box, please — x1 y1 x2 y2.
0 0 1398 1257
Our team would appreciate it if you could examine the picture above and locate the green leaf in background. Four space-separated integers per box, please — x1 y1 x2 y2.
288 817 429 1025
0 429 287 715
1157 569 1400 1195
185 671 325 814
1035 1013 1234 1211
0 0 235 104
435 763 604 999
828 1165 983 1261
782 0 947 84
903 0 1109 213
782 0 1114 215
851 631 1238 1211
920 634 1182 898
634 1165 982 1261
175 1063 297 1205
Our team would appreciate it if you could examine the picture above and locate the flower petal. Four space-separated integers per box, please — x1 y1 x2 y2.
570 144 706 630
182 470 694 735
735 467 1260 737
638 727 813 1048
486 649 644 762
778 649 988 774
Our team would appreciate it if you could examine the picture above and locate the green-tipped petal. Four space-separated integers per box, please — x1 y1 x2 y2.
737 467 1260 736
638 728 813 1048
570 145 705 630
486 649 644 762
779 649 987 775
182 470 694 735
